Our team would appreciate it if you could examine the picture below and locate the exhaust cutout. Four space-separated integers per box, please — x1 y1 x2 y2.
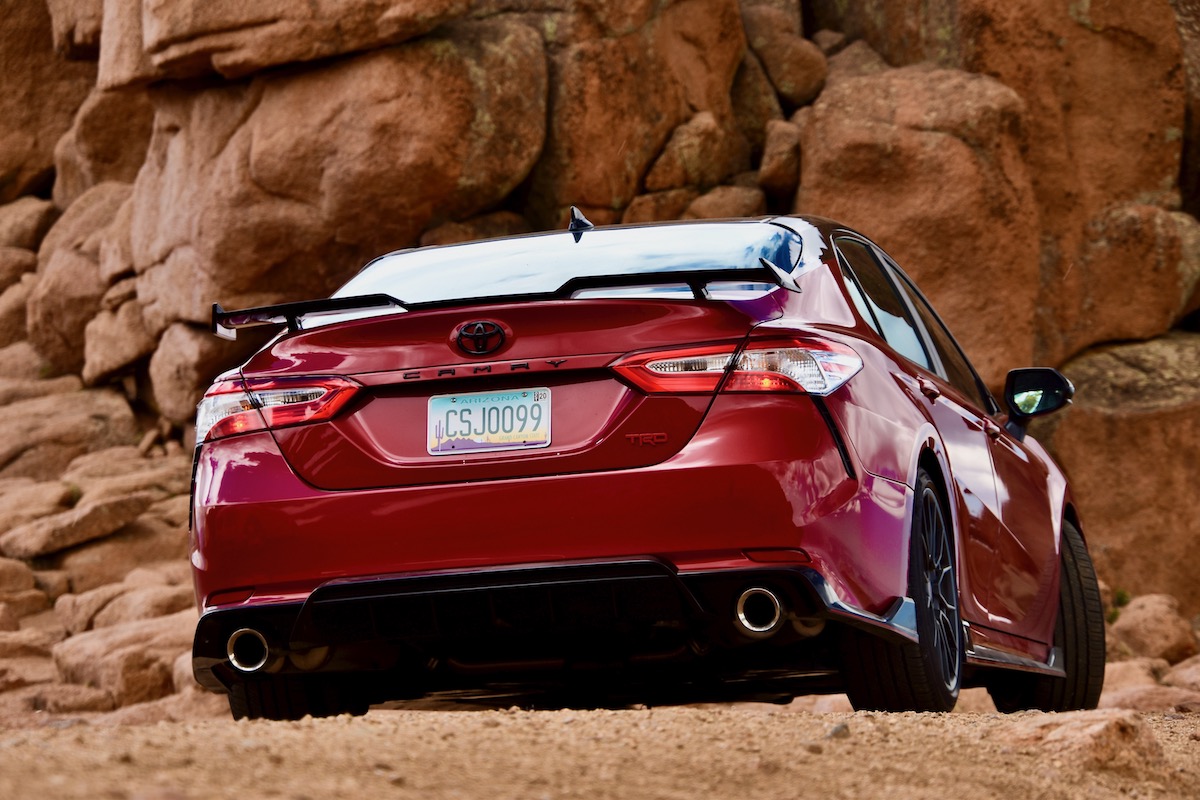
735 587 784 638
227 628 270 673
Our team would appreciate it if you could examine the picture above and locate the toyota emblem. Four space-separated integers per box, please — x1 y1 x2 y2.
456 321 506 355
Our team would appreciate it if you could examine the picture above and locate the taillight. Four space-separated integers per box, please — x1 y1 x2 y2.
195 376 361 443
612 344 737 393
613 337 862 396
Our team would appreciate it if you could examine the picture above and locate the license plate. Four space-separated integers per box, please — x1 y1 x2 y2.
427 388 551 455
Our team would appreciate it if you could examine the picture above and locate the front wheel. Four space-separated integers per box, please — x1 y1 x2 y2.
986 519 1105 712
842 468 963 712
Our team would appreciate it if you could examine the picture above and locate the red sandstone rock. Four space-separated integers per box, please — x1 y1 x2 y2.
0 248 37 293
0 1 95 204
45 0 103 59
0 492 156 560
0 276 34 349
757 120 801 201
1164 654 1200 691
0 199 58 251
0 389 138 482
742 5 826 108
1099 685 1200 713
1110 594 1200 664
684 186 766 219
645 112 747 193
795 64 1038 388
1043 335 1200 618
528 0 744 226
995 709 1166 775
419 212 533 248
622 189 700 224
53 88 155 210
730 51 783 161
52 608 197 707
54 515 186 594
123 19 546 335
101 0 469 87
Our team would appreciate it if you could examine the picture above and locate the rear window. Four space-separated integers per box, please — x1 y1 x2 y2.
333 221 818 307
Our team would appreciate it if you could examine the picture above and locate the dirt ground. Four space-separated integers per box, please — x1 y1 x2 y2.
0 700 1196 800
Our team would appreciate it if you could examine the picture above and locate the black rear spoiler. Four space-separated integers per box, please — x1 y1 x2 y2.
211 294 405 340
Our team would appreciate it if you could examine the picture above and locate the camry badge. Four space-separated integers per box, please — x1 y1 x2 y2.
456 321 505 355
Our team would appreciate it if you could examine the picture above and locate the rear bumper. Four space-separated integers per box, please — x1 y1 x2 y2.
193 557 919 696
191 395 914 620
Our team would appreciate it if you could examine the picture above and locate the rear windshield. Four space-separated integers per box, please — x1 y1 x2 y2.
333 220 819 307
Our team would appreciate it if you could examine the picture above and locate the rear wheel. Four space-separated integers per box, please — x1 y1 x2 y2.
986 519 1104 712
228 676 369 721
842 468 962 712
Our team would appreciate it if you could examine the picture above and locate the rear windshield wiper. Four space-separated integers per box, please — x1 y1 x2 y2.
211 294 405 340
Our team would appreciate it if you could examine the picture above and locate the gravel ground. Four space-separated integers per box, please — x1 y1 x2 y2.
0 704 1196 799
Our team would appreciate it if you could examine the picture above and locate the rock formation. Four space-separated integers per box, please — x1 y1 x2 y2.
0 0 1198 720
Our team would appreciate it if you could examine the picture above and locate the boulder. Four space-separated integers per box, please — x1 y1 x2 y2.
1045 206 1200 362
1102 657 1171 693
0 589 49 619
51 608 197 706
62 447 191 503
795 65 1039 389
1098 684 1200 713
644 112 747 192
0 274 34 348
995 709 1165 775
0 628 65 659
0 1 95 204
29 683 116 713
419 212 533 248
0 604 17 632
0 557 35 593
147 323 248 426
684 186 766 219
28 182 132 373
730 51 783 161
741 4 827 108
622 189 700 224
53 515 187 593
1110 594 1199 664
824 40 889 85
757 119 801 201
45 0 103 58
0 375 85 406
0 480 73 537
93 584 194 629
0 342 49 380
0 247 37 292
527 0 744 225
1164 654 1200 691
55 583 128 634
0 198 58 251
1043 334 1200 617
0 657 57 691
124 18 546 335
82 300 158 385
100 0 470 88
0 389 138 481
0 491 156 559
53 88 156 210
32 570 71 602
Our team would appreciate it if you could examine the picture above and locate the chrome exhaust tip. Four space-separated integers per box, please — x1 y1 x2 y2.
735 587 784 638
227 628 270 673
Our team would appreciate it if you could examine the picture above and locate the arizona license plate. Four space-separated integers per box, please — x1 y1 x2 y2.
427 388 551 455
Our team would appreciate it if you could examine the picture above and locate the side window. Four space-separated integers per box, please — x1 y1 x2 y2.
890 268 990 410
835 237 931 370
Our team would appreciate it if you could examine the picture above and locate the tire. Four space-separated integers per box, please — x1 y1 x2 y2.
842 468 963 712
227 676 369 721
986 519 1105 712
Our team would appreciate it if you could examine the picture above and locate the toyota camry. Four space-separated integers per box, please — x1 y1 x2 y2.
189 212 1104 719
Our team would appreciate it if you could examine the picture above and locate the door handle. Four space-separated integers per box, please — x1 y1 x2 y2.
918 378 940 400
984 420 1002 440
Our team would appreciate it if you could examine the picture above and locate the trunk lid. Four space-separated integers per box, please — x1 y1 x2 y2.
242 299 774 490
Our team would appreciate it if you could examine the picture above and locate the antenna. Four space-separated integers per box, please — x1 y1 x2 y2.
567 205 594 242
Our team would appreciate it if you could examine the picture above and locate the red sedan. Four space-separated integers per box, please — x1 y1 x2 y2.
190 213 1104 719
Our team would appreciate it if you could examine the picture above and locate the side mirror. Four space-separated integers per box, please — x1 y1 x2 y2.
1003 367 1074 440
